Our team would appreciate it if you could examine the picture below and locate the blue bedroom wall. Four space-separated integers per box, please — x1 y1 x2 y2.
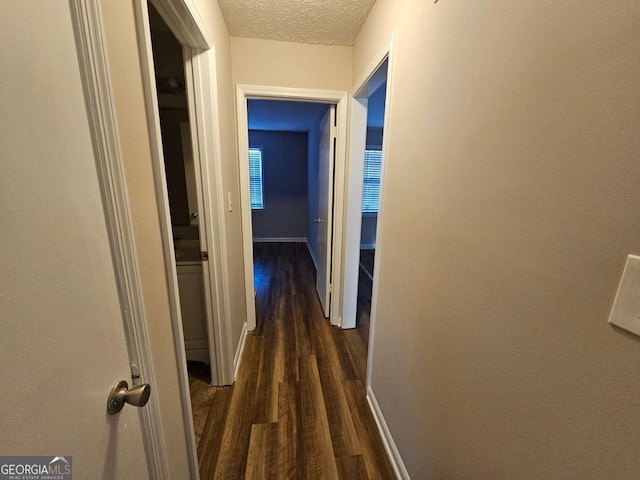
249 130 309 240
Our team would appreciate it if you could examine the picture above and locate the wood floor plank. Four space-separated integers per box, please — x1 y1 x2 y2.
343 328 369 383
252 326 279 424
336 455 370 480
344 379 397 480
316 355 362 458
293 288 314 358
194 243 395 480
197 386 233 479
277 381 298 480
211 336 261 480
328 324 362 381
188 362 219 446
298 355 340 479
282 300 301 382
246 423 278 480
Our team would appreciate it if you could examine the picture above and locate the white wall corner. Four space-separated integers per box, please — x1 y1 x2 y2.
366 386 411 480
233 322 249 380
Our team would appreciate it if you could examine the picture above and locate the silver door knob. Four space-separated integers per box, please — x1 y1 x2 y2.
191 212 198 218
313 218 324 223
107 380 151 415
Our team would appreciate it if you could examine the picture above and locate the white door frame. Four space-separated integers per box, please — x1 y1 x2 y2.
342 35 396 388
69 0 169 477
182 45 235 384
133 0 235 478
236 85 349 330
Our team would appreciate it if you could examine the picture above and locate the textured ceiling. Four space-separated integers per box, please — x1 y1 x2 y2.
218 0 377 46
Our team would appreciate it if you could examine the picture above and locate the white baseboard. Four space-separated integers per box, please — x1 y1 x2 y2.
367 386 410 479
306 240 318 270
253 237 306 243
233 322 248 380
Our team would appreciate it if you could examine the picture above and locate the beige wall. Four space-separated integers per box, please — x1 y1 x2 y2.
354 0 640 477
230 37 352 91
100 1 190 478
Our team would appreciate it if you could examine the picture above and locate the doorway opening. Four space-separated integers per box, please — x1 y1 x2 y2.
146 2 217 449
342 42 393 388
236 86 349 333
355 65 387 353
134 0 235 476
246 99 334 316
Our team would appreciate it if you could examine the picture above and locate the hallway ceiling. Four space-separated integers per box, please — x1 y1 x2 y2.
248 100 329 131
217 0 377 46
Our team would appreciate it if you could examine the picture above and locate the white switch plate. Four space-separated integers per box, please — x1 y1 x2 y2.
608 255 640 337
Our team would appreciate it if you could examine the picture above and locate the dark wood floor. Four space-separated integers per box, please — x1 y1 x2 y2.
190 242 395 479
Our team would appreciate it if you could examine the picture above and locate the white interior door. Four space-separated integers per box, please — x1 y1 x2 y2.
0 2 149 478
180 121 200 226
183 47 221 384
316 105 337 317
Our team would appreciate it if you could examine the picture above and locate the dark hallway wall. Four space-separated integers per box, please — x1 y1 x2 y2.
159 108 190 226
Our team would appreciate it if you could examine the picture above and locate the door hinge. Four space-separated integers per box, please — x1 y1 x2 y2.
201 251 209 261
129 362 141 386
328 283 332 294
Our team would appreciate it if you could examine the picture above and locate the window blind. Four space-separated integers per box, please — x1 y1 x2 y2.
249 147 264 209
362 149 382 213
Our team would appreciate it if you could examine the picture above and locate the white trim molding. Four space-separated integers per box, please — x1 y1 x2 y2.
367 387 410 480
69 1 169 478
342 34 397 392
132 4 200 479
236 84 349 331
233 322 249 380
150 0 213 49
185 47 235 387
133 0 236 477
